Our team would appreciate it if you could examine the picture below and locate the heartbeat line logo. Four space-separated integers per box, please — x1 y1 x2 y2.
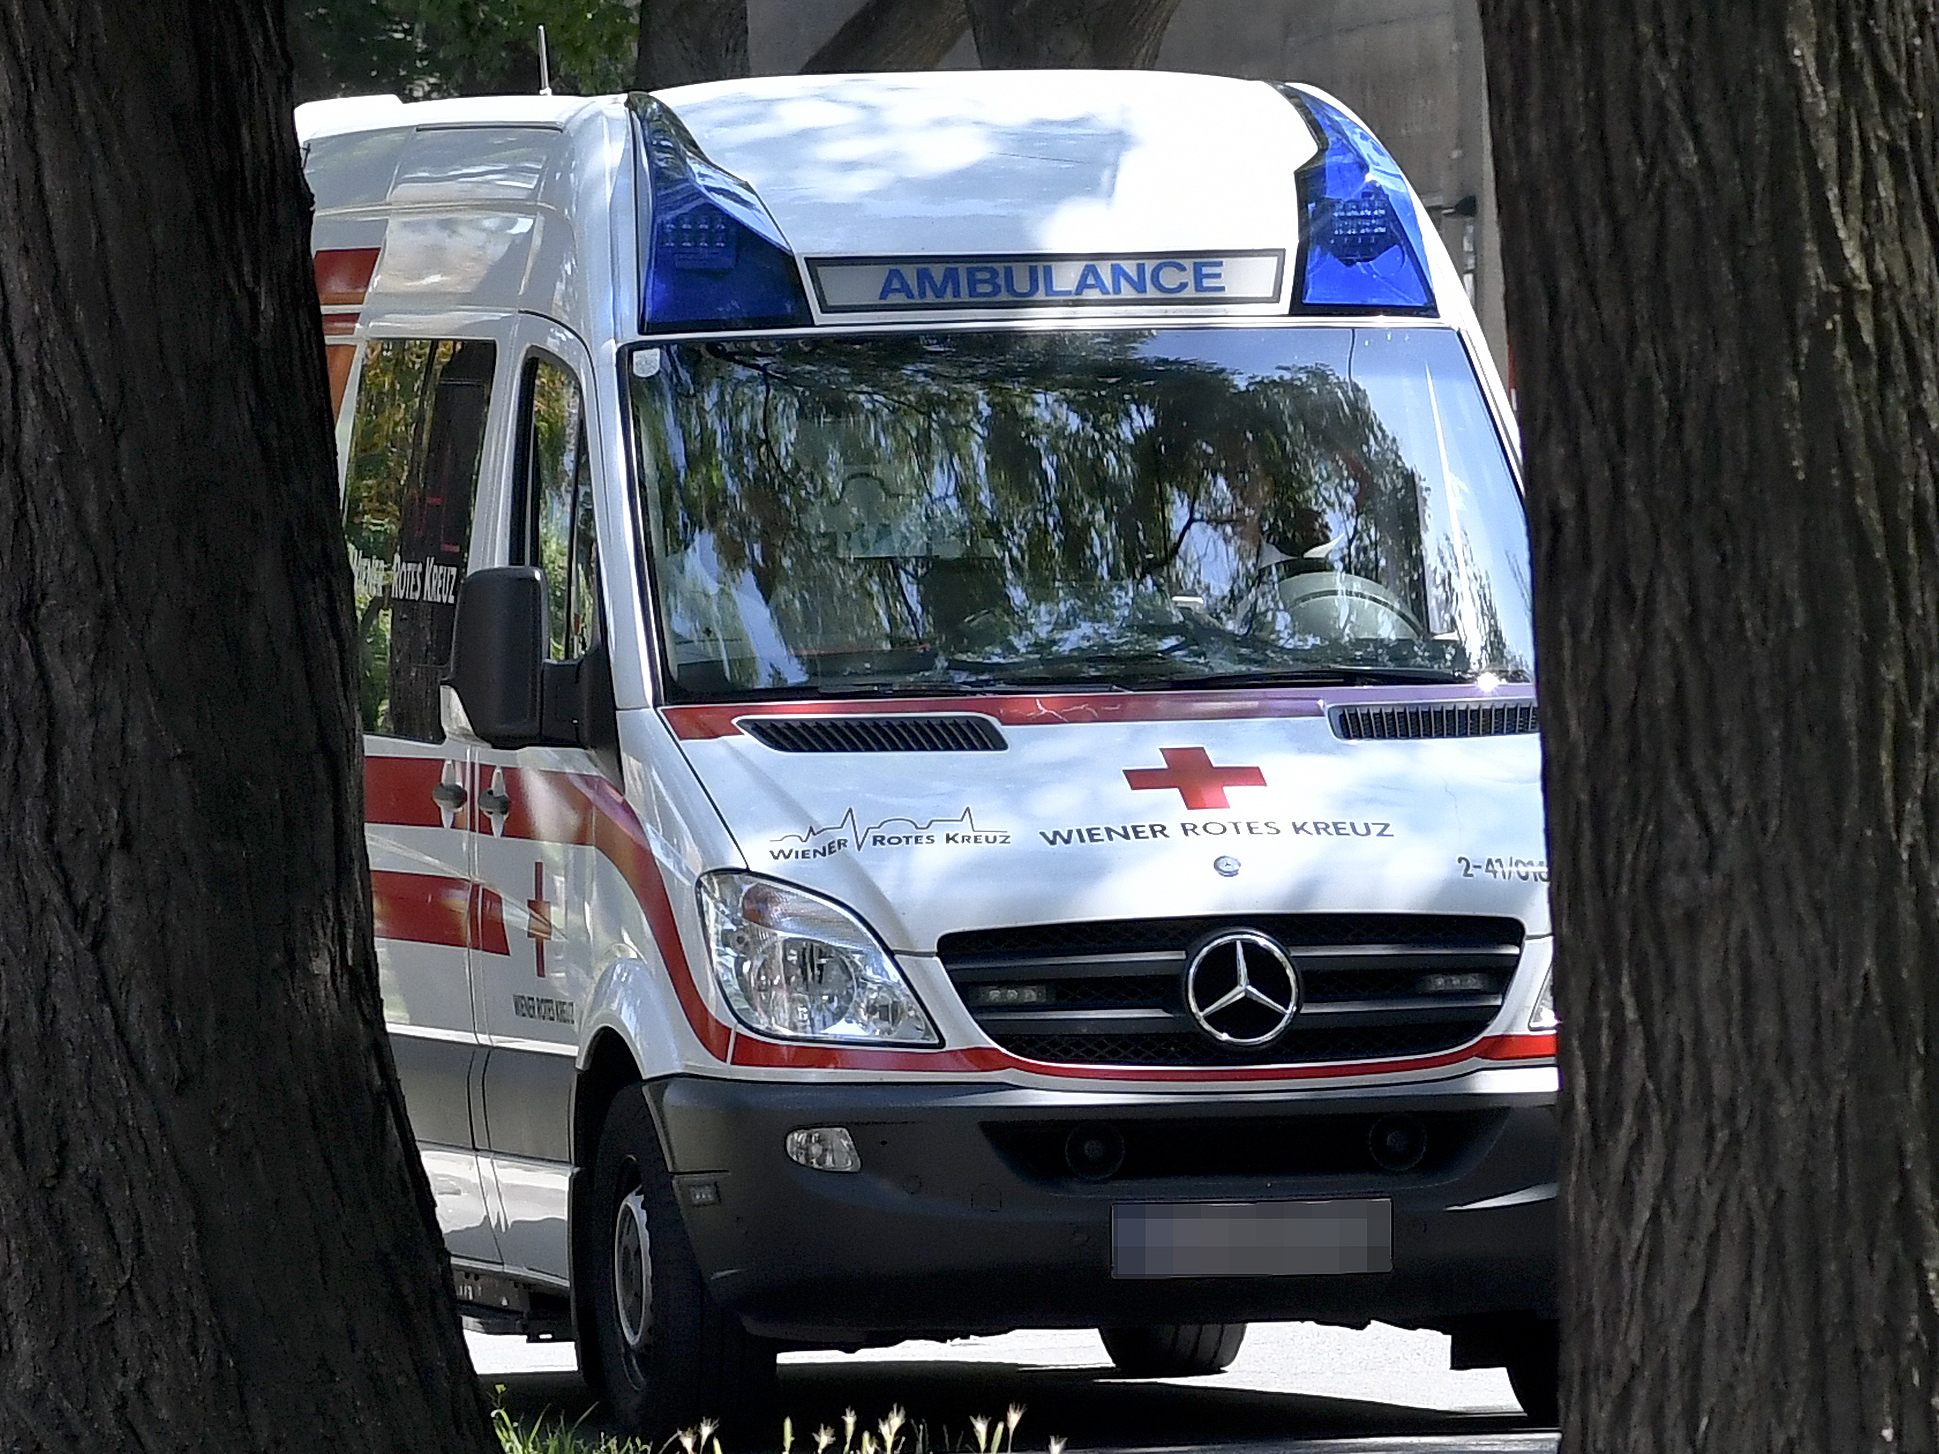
769 806 1011 860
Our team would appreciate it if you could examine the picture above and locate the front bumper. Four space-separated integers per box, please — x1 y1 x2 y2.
647 1071 1556 1344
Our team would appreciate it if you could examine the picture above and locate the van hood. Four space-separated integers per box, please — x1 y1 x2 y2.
664 690 1548 952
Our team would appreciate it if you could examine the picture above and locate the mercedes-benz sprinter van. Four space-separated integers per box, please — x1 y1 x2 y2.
299 69 1558 1433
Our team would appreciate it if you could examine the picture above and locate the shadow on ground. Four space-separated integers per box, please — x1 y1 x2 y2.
489 1355 1555 1453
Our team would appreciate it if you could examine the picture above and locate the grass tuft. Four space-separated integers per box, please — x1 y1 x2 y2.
489 1390 1062 1454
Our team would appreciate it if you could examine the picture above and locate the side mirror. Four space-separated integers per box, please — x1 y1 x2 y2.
446 567 547 749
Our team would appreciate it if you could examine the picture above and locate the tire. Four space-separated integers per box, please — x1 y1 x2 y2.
1504 1323 1560 1426
577 1086 776 1439
1099 1322 1247 1376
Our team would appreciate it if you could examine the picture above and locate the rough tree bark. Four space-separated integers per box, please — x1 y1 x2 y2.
965 0 1179 68
636 0 748 90
1478 0 1939 1450
0 3 492 1450
287 0 329 99
800 0 970 73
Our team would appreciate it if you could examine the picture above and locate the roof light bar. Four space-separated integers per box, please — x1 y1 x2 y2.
635 98 812 334
1279 87 1436 316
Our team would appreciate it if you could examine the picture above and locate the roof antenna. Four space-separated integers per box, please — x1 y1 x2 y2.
537 25 553 96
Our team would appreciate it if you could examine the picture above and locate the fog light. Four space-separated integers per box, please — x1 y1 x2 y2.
786 1126 861 1173
1367 1114 1429 1172
1063 1122 1126 1181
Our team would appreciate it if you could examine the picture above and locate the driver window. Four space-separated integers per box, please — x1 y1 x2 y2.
515 354 601 660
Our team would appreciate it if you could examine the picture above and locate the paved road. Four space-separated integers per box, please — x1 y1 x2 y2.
477 1323 1557 1453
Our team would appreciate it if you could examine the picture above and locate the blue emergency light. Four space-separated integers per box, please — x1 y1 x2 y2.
635 99 813 333
1279 87 1436 315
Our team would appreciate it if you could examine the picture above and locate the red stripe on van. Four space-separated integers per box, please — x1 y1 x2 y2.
371 869 509 956
1476 1032 1557 1061
723 1030 1555 1078
364 754 449 830
361 756 1554 1080
365 758 732 1059
997 1029 1556 1081
314 246 380 307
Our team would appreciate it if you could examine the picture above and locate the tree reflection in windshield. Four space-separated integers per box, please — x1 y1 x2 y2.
629 326 1532 698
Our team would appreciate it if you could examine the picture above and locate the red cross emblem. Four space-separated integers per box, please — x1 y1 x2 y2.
527 862 555 977
1124 747 1268 810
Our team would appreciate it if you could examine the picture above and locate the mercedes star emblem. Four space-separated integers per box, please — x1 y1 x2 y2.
1184 931 1300 1046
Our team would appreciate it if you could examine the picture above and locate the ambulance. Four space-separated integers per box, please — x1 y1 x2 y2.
298 70 1558 1433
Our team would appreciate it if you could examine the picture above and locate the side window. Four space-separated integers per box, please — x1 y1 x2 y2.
515 355 601 660
341 337 497 741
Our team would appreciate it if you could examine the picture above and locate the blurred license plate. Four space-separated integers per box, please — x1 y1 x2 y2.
1111 1199 1393 1278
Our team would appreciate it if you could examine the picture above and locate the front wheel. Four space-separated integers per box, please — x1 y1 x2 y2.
579 1086 775 1438
1099 1322 1247 1376
1504 1322 1559 1425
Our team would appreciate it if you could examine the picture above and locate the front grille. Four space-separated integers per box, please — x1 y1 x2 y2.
938 914 1523 1068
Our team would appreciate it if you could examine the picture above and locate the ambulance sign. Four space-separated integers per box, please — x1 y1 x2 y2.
807 250 1286 314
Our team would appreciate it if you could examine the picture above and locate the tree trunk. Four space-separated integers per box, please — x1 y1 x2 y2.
287 0 329 98
800 0 970 73
636 0 748 91
965 0 1179 68
1477 1 1939 1450
0 3 492 1450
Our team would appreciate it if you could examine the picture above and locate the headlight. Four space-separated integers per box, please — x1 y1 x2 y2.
1527 965 1557 1032
697 873 938 1046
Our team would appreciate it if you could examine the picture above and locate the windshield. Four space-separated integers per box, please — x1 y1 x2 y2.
628 326 1532 699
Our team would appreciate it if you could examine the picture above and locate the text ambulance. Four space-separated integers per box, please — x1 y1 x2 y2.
298 70 1558 1432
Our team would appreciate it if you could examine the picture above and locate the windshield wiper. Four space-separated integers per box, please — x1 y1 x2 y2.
802 673 1133 698
803 677 990 698
1113 663 1486 689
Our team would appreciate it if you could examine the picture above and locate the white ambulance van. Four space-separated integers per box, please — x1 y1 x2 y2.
298 71 1558 1432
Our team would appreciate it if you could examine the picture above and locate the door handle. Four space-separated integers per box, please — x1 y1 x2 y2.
477 787 511 816
431 782 468 812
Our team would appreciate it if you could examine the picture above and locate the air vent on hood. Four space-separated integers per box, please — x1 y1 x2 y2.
1331 700 1538 741
740 714 1007 753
